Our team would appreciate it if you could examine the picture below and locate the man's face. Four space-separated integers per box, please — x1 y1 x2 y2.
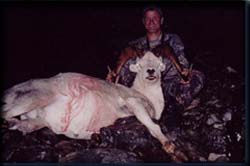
143 10 162 33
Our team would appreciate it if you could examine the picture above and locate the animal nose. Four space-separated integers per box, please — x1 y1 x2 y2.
147 69 155 75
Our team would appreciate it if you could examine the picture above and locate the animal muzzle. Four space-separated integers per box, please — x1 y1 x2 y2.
146 75 157 80
146 69 158 80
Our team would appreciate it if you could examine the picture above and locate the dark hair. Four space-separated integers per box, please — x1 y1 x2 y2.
142 6 163 19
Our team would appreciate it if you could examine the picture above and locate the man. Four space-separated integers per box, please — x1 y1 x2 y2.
107 6 204 110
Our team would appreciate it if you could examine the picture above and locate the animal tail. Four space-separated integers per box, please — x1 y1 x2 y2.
1 79 55 119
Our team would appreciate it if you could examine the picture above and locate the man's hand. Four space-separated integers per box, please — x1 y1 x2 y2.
180 64 193 84
180 68 190 84
181 68 189 77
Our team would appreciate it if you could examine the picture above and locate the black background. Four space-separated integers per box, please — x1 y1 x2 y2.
1 1 245 90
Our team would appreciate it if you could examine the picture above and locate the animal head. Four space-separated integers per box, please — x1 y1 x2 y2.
129 51 165 84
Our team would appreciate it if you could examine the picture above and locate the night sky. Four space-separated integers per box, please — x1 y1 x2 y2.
1 1 245 90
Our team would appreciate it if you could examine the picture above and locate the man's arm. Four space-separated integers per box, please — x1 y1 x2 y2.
167 34 189 68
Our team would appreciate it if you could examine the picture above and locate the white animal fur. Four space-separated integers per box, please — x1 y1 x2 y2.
130 52 165 120
1 52 185 161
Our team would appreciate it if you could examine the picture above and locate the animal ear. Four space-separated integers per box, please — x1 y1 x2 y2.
158 57 166 71
129 63 139 73
160 63 166 72
129 57 140 72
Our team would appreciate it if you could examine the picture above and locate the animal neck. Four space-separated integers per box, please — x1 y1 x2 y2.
132 77 164 120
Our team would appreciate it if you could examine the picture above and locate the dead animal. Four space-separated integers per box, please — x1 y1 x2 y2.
1 52 187 162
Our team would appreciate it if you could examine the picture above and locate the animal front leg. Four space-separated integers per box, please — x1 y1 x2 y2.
7 118 45 135
127 98 188 162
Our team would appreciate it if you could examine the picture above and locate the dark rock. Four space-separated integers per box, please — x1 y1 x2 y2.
98 116 171 162
59 148 142 163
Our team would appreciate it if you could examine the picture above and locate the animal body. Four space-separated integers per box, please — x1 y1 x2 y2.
1 52 187 162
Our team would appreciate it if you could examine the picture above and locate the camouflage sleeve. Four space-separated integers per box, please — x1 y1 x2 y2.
168 34 189 68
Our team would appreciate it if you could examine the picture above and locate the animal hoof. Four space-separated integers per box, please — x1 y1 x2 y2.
163 142 188 162
163 141 175 154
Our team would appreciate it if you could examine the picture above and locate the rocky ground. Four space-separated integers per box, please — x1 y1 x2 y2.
0 55 245 163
